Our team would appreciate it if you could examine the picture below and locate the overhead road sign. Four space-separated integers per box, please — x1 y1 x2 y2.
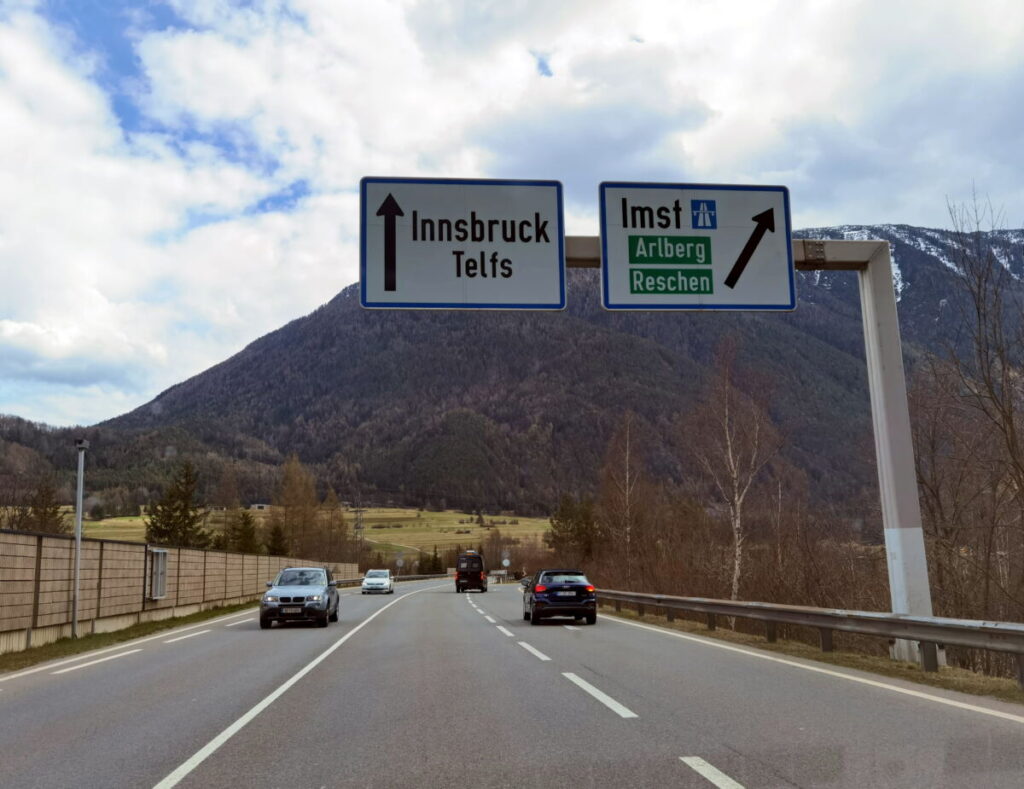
361 177 566 309
599 182 794 310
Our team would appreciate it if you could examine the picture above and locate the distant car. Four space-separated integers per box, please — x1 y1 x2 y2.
361 569 394 594
454 550 487 593
260 566 339 629
522 569 597 625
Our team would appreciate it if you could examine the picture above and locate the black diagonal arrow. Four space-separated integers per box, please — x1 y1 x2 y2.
724 208 775 289
376 193 404 291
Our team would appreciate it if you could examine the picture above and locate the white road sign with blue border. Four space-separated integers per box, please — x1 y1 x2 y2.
361 177 565 309
600 182 794 310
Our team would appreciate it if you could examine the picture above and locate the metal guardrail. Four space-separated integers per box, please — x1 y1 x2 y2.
597 588 1024 687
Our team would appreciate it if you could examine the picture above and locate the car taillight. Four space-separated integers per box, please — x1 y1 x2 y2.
455 571 460 579
585 585 595 592
534 584 547 593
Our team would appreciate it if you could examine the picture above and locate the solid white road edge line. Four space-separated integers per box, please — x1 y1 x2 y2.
153 583 447 789
0 608 258 684
224 619 254 627
564 625 580 631
496 626 514 637
51 649 143 675
485 616 496 623
518 641 551 662
607 616 1024 726
562 672 638 719
164 630 211 644
680 757 745 789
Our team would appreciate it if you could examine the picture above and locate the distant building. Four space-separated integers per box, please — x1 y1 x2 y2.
249 503 270 511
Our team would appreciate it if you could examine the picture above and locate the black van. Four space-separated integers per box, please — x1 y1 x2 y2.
455 550 487 593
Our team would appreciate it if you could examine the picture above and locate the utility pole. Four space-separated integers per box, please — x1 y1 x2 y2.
72 438 89 638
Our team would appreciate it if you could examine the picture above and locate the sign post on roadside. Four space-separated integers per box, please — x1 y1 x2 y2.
361 177 565 310
599 182 794 310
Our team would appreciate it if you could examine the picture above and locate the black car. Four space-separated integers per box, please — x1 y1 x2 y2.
522 569 597 625
454 550 487 593
260 566 340 628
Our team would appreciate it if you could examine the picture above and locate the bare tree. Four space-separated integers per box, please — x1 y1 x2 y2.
944 198 1024 614
598 412 651 589
685 339 783 603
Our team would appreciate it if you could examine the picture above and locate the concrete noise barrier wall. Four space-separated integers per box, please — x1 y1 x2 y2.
0 530 358 655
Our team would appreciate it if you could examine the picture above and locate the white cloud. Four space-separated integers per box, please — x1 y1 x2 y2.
2 0 1024 426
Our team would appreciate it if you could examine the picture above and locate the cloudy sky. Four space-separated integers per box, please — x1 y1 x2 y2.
2 0 1024 427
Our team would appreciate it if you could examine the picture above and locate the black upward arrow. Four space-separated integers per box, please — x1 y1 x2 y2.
724 208 775 289
377 193 404 292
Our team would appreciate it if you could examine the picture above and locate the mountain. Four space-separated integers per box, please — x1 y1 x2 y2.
4 224 1024 513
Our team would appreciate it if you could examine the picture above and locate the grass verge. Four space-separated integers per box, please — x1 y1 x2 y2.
599 604 1024 706
0 601 258 675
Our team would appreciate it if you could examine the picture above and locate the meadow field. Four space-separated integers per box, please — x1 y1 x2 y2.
80 507 551 556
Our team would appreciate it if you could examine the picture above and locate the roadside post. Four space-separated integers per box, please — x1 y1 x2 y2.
72 438 89 638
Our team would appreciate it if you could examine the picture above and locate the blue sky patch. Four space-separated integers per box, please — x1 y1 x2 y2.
43 0 191 133
249 179 310 214
531 50 552 77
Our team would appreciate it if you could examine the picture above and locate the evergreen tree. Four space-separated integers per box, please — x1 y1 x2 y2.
145 461 211 549
229 509 261 554
265 521 288 556
546 494 600 563
28 477 68 534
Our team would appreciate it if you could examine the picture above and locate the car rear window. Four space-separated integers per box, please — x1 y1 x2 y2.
458 557 483 570
542 573 589 584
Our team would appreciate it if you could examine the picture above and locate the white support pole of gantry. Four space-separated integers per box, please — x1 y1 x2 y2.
858 242 934 663
565 235 935 665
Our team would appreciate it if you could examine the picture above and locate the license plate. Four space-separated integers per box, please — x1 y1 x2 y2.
556 591 576 597
282 607 302 614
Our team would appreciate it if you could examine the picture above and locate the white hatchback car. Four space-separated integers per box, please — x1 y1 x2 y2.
361 569 394 594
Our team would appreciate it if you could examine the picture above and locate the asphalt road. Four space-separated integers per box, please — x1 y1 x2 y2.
2 580 1024 788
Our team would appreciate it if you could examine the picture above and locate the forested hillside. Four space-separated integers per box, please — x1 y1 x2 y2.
3 224 1023 516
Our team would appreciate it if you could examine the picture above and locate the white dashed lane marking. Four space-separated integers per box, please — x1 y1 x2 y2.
562 672 638 719
679 757 745 788
517 642 551 662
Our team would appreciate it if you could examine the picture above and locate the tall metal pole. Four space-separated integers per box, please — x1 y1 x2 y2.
859 245 934 662
72 439 89 638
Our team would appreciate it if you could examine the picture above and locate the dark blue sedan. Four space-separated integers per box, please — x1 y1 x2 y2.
522 569 597 625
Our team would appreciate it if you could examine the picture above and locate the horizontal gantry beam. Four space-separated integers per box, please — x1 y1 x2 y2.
565 236 885 272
